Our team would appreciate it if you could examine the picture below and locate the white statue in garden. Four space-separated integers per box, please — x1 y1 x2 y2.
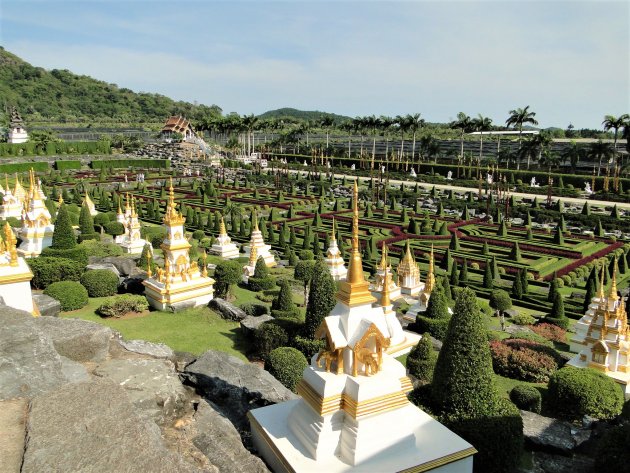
530 177 538 187
446 170 452 180
584 182 593 194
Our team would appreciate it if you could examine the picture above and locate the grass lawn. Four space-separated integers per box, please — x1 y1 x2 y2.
62 298 247 359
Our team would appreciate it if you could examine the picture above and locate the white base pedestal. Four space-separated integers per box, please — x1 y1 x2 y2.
0 258 35 314
244 245 276 267
210 243 240 259
386 330 422 358
250 400 474 473
143 277 214 311
120 238 147 254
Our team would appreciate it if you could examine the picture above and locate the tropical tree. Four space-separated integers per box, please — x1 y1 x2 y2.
588 140 614 176
602 114 630 168
505 106 538 169
407 113 424 165
450 112 472 174
561 141 585 173
472 115 493 166
319 114 335 149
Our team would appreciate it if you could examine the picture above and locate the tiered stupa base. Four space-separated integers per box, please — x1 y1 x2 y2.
0 258 36 315
400 283 423 297
244 245 275 267
120 238 147 254
249 358 474 473
17 233 53 258
326 257 347 281
210 242 240 259
143 272 214 311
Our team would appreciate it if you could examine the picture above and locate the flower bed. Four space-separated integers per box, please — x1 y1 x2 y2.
489 338 565 383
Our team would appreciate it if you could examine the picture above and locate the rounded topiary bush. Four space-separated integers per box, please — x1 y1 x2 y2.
509 384 542 413
44 280 89 311
407 335 437 384
255 322 289 361
239 303 269 317
27 256 84 289
266 347 308 392
292 335 325 359
40 246 89 266
80 269 119 297
547 367 624 420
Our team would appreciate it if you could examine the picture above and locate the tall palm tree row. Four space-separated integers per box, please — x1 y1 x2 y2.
450 112 472 174
472 114 493 166
602 114 630 169
505 106 538 170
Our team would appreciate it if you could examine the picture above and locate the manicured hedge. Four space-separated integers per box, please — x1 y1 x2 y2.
255 322 289 361
490 338 564 383
266 346 308 393
97 294 149 318
44 280 89 311
40 247 89 266
80 269 119 297
90 159 170 169
0 162 49 174
55 160 82 170
27 256 84 289
547 367 624 420
509 385 542 413
0 140 111 157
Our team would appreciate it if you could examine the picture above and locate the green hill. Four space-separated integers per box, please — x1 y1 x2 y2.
0 47 222 126
258 107 351 123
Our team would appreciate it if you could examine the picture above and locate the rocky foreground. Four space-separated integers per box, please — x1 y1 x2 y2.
0 306 297 473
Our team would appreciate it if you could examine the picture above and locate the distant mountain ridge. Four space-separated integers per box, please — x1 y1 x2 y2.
257 107 351 123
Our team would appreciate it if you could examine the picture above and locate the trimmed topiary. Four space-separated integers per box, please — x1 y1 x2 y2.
255 322 289 361
51 204 76 249
407 335 437 383
303 260 337 339
292 335 325 359
80 269 119 297
44 280 89 311
510 384 542 413
490 338 564 383
27 256 84 289
266 347 308 393
40 246 88 266
239 303 269 317
97 294 149 318
547 367 624 420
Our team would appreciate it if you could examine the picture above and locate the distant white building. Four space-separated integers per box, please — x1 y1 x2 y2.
7 107 28 144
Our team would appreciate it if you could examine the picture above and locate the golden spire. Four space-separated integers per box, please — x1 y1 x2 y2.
4 174 9 194
84 191 94 207
146 251 153 278
248 244 258 267
252 209 259 232
379 243 388 270
219 216 227 236
131 198 137 218
398 240 420 281
330 217 336 241
58 193 63 205
163 178 184 226
201 251 208 277
381 266 391 307
336 180 375 307
609 258 619 301
125 193 131 211
424 245 436 293
4 223 18 266
597 264 606 300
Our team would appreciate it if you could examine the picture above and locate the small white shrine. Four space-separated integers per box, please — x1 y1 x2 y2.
403 246 436 322
249 182 474 473
114 196 132 244
397 240 423 296
209 216 239 259
0 175 26 220
243 210 275 267
242 245 258 283
369 244 402 303
0 223 37 315
7 107 28 144
568 262 630 393
324 218 347 281
118 198 146 254
143 180 214 311
17 170 54 258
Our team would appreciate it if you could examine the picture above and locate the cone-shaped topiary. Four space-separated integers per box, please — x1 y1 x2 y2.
509 242 522 262
450 260 459 286
407 334 437 383
497 220 507 237
581 201 590 216
440 248 453 272
611 205 620 219
51 204 76 249
520 267 529 294
459 258 469 283
595 219 604 237
449 233 460 251
483 262 493 289
303 260 336 339
511 273 523 299
553 227 564 245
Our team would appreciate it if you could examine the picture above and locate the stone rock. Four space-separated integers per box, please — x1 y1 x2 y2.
85 262 121 278
34 317 113 363
22 380 203 473
240 314 274 338
0 308 70 400
0 398 28 473
94 359 190 425
119 339 175 359
530 451 594 473
187 400 270 473
32 294 61 317
102 256 140 277
119 273 149 294
209 298 247 321
521 410 576 454
182 351 297 435
59 356 90 383
171 300 199 313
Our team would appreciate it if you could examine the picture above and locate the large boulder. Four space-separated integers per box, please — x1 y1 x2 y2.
0 308 71 400
521 410 579 454
34 317 113 363
117 339 175 359
209 298 247 321
21 380 203 473
102 256 140 277
186 400 269 473
181 351 297 435
529 451 594 473
32 294 61 317
240 314 274 338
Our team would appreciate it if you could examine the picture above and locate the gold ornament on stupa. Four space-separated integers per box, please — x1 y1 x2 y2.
424 245 436 294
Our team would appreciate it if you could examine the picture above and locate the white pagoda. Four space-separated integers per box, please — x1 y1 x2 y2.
0 223 37 315
7 107 28 144
397 240 423 296
83 192 97 217
568 262 630 393
17 170 54 258
209 216 239 259
118 198 146 254
324 218 347 281
243 210 275 267
0 175 25 219
142 180 214 311
369 244 402 303
114 195 132 244
380 268 421 357
242 245 258 283
403 246 436 322
249 182 475 472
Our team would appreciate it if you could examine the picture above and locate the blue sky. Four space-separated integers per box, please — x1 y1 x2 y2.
1 0 628 129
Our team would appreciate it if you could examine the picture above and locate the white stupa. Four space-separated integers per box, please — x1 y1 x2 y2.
118 198 147 254
249 182 475 472
369 244 402 303
243 210 275 267
84 192 97 217
142 180 214 311
403 246 436 322
397 240 424 296
242 245 258 283
0 175 26 219
324 218 347 281
0 223 37 315
114 196 131 244
568 262 630 393
210 216 239 259
7 107 28 144
17 170 54 258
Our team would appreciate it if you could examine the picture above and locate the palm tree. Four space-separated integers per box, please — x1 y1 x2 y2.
352 116 366 156
506 106 538 169
539 149 560 172
319 115 335 149
407 113 424 165
394 115 410 167
602 114 630 168
364 115 380 170
450 112 472 173
588 140 614 176
379 116 394 169
472 114 493 166
561 141 584 173
340 120 355 158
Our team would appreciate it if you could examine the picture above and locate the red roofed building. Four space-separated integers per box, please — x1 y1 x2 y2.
161 116 195 140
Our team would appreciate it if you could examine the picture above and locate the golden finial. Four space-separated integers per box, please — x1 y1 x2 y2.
58 193 63 205
424 245 435 293
4 223 18 266
252 209 259 232
330 217 336 241
163 178 184 225
201 251 208 277
336 179 375 307
125 193 131 211
248 244 258 267
609 258 619 301
379 243 388 270
219 216 227 236
146 250 153 278
597 264 606 300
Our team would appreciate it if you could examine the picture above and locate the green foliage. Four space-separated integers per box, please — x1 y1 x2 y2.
594 424 630 470
51 204 76 249
303 260 336 339
483 262 493 289
77 239 123 259
432 288 498 419
266 347 308 393
449 233 460 251
489 289 512 314
510 312 536 326
78 202 97 241
407 335 437 383
213 260 242 298
55 160 82 170
547 367 624 420
509 242 522 261
104 221 125 236
511 273 524 299
27 256 84 289
255 322 289 361
292 335 325 359
40 246 88 266
96 294 148 318
80 269 119 297
44 280 89 311
271 279 299 318
91 159 170 169
553 226 564 245
239 303 269 317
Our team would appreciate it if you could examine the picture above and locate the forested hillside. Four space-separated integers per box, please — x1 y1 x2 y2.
0 47 222 126
257 107 350 123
